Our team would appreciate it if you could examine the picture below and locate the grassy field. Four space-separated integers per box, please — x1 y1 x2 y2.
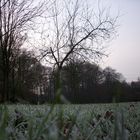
0 102 140 140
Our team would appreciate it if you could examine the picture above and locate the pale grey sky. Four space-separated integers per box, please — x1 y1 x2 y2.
29 0 140 82
94 0 140 82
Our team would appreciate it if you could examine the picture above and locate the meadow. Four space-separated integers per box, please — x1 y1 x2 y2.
0 102 140 140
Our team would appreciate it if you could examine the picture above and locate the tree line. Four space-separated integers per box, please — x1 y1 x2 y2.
0 50 140 104
43 59 140 104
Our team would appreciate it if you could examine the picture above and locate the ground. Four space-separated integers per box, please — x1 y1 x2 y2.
0 102 140 140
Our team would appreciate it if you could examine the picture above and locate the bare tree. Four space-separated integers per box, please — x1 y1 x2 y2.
39 0 118 102
0 0 47 102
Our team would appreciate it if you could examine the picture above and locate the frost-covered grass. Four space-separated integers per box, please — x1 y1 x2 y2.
0 102 140 140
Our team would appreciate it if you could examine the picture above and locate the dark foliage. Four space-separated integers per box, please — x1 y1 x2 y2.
0 50 140 104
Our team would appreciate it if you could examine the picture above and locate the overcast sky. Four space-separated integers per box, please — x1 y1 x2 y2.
91 0 140 82
32 0 140 82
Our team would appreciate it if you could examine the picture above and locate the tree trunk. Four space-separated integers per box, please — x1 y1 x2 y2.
6 74 9 101
54 68 62 103
11 68 16 102
1 56 10 102
2 74 6 102
2 69 9 102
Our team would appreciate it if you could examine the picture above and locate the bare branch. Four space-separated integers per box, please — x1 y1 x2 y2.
39 0 118 71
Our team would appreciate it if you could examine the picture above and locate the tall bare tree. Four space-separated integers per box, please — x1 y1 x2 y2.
0 0 47 102
39 0 118 102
